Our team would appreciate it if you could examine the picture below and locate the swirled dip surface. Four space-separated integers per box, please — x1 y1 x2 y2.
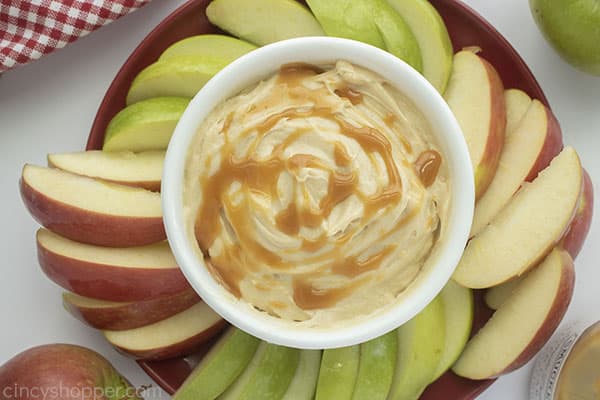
184 61 450 326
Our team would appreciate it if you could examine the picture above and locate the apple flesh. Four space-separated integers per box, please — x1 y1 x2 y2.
126 56 229 105
21 165 165 247
48 150 164 192
174 327 261 400
103 97 189 152
63 289 200 331
351 330 397 400
453 146 582 289
444 50 506 199
504 89 532 135
453 248 575 379
219 341 300 400
484 278 521 311
37 229 189 302
315 346 359 400
387 295 445 400
386 0 453 92
159 34 256 61
470 99 563 236
206 0 324 46
559 169 594 258
281 350 322 400
104 302 226 361
0 344 141 400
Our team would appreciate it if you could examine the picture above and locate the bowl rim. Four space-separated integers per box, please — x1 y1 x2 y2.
162 36 474 349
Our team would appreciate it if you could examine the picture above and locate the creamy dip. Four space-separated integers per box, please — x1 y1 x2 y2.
183 61 450 326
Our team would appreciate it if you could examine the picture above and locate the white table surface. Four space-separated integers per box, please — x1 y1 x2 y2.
1 0 598 398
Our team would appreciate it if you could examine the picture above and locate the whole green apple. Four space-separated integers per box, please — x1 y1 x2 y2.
530 0 600 76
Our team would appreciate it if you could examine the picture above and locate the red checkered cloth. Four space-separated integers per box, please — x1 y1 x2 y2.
0 0 151 73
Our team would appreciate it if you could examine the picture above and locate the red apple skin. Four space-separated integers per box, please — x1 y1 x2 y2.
474 57 506 200
524 106 564 182
38 242 190 302
0 344 141 400
496 251 575 376
20 177 165 248
560 169 594 258
63 289 201 331
111 320 228 361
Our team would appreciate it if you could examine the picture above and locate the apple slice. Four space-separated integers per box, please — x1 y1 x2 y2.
37 229 189 302
206 0 324 46
444 50 506 199
21 165 165 247
453 248 575 379
386 0 453 92
387 296 445 400
453 146 582 289
351 330 397 400
315 346 359 400
63 289 200 331
471 99 563 236
160 34 256 61
504 89 532 134
126 56 229 105
432 280 474 380
173 327 261 400
48 150 164 192
219 342 300 400
103 97 189 152
484 278 521 311
281 350 322 400
559 169 594 258
104 302 226 361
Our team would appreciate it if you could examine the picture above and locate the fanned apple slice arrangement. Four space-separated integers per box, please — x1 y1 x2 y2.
17 0 594 398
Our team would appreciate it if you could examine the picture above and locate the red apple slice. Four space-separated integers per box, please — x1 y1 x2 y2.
104 302 227 360
21 165 165 247
63 289 200 331
471 99 563 236
453 146 582 288
504 89 532 135
559 169 594 258
48 150 164 192
444 50 506 199
453 248 575 379
37 229 189 302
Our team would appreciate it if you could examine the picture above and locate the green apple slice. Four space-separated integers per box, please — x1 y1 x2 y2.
315 345 360 400
386 0 453 92
220 341 300 400
103 97 189 152
126 56 229 105
281 350 322 400
352 330 397 400
206 0 324 46
173 327 260 400
432 280 474 380
388 296 446 400
159 34 256 61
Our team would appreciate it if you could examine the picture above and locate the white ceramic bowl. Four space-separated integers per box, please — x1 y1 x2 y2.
162 37 473 349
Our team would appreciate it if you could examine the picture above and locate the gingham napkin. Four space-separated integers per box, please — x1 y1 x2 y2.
0 0 151 73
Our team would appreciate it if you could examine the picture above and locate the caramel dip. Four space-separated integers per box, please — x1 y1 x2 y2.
183 61 450 326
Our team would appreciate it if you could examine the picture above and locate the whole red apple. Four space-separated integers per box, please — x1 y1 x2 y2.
0 344 142 400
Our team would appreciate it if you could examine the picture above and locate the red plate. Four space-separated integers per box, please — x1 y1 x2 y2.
87 1 551 398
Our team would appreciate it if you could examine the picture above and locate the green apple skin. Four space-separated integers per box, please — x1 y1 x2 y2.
432 280 474 380
281 350 322 400
0 344 141 400
386 0 453 92
206 0 324 46
126 56 229 105
103 97 190 152
315 345 360 400
219 341 300 400
388 295 446 400
530 0 600 76
173 327 260 400
159 34 256 61
351 330 397 400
